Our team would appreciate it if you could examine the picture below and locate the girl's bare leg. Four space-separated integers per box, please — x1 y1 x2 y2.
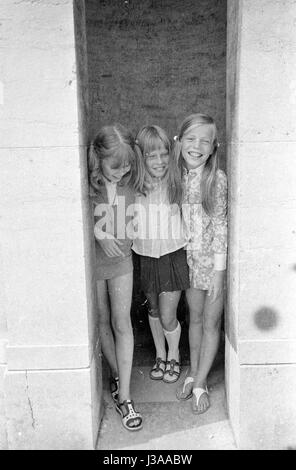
187 288 206 376
108 272 134 403
96 280 118 378
159 291 181 332
193 291 224 413
176 288 205 399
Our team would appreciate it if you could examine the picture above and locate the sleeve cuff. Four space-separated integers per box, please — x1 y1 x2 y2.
214 253 227 271
94 226 113 240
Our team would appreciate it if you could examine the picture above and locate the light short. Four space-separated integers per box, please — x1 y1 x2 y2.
96 255 133 281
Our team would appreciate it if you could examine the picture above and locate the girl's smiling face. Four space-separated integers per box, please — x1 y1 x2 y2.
181 124 215 170
145 142 169 179
101 156 131 183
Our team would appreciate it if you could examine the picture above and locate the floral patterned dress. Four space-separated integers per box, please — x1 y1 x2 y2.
182 166 227 290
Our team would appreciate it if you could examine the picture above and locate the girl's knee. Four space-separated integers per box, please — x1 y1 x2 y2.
203 315 221 334
148 307 159 319
160 313 177 331
112 317 132 337
98 317 111 330
186 290 205 312
190 311 203 326
97 308 111 327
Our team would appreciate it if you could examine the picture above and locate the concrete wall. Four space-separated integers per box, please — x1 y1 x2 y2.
85 0 227 167
0 0 102 449
226 0 296 450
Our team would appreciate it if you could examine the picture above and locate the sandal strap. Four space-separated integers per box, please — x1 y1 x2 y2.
118 400 136 416
166 359 180 375
192 387 208 404
152 357 166 372
182 376 194 392
117 400 142 428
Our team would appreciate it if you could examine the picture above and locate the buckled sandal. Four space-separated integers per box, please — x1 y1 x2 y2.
163 359 181 384
176 376 194 400
110 376 119 404
149 357 166 380
192 386 209 414
116 400 143 431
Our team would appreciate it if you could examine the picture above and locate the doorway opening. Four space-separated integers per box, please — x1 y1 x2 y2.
83 0 228 448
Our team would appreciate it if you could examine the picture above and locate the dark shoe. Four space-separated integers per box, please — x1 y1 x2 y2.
149 357 166 380
163 359 181 384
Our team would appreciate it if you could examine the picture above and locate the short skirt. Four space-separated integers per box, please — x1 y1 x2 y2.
139 248 190 294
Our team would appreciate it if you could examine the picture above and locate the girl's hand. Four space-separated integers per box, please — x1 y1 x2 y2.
208 271 225 303
97 236 124 257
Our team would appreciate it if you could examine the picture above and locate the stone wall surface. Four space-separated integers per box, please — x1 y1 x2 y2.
85 0 227 167
226 0 296 450
0 0 101 449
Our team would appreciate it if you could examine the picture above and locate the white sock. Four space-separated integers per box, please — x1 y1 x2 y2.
148 313 166 360
163 321 181 362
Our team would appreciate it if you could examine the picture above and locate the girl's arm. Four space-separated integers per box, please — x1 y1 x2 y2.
212 170 228 271
93 200 124 257
208 171 228 302
95 231 124 257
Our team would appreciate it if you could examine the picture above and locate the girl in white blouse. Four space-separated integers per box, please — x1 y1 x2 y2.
174 114 227 415
132 125 189 384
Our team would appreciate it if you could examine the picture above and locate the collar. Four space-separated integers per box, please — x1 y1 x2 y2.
102 175 117 186
149 174 167 191
183 164 205 176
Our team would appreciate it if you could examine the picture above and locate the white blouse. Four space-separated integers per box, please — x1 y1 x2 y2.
132 179 187 259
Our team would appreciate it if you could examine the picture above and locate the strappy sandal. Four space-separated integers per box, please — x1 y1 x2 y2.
149 357 166 380
110 376 119 404
116 400 143 431
163 359 181 384
192 386 209 414
176 376 194 400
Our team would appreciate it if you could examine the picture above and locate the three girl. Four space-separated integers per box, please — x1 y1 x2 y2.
174 114 227 415
89 113 227 430
88 124 142 431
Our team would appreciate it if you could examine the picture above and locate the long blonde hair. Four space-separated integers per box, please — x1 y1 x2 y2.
134 125 183 206
88 124 139 195
174 114 219 215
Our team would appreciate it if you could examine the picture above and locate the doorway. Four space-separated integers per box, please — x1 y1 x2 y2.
83 0 228 448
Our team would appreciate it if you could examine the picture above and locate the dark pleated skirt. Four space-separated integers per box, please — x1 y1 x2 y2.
140 248 190 294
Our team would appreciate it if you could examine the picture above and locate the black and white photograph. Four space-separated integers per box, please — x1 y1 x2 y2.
0 0 295 452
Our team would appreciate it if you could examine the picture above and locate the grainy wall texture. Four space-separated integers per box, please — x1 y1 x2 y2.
85 0 227 166
0 0 102 450
226 0 296 450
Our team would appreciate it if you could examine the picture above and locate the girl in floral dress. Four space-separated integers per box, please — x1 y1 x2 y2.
174 114 227 414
